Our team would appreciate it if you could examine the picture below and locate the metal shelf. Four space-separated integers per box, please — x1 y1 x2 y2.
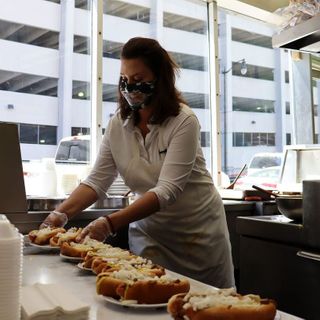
272 15 320 53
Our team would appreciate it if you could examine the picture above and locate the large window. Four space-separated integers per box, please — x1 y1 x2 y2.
219 9 293 177
0 0 93 196
102 0 212 170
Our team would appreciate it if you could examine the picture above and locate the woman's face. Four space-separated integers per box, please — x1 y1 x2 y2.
119 58 156 110
120 58 155 84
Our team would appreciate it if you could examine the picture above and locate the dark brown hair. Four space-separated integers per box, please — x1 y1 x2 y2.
118 37 185 125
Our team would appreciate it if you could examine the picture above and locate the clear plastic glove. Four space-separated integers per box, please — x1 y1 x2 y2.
76 217 113 243
39 211 68 229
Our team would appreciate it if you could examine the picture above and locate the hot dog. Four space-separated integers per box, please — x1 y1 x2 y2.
60 238 111 257
28 227 66 245
91 255 165 276
49 227 82 247
116 278 190 304
96 269 190 304
167 289 277 320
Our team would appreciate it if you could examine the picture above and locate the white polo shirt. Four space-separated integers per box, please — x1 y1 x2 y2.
82 104 234 288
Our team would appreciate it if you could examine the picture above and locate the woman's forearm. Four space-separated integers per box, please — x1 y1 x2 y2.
108 191 160 231
55 184 99 219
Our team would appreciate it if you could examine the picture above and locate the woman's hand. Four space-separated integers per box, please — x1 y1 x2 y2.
76 217 114 242
39 211 68 229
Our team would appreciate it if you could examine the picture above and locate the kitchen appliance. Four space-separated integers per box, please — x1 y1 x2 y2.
237 180 320 319
252 185 303 221
278 144 320 193
275 196 303 221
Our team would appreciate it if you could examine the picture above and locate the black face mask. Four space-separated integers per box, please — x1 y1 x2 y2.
120 77 156 111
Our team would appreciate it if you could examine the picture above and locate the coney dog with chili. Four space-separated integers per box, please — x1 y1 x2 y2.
28 227 66 245
167 289 277 320
96 269 190 303
49 227 82 247
91 255 165 276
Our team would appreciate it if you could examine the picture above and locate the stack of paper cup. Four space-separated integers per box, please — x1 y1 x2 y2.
0 214 24 320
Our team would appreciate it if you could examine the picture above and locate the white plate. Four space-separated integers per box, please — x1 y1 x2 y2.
59 253 83 261
77 262 93 272
101 296 167 309
29 243 60 251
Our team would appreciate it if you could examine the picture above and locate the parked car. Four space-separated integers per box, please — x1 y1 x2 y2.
23 135 129 196
234 166 281 190
247 152 282 175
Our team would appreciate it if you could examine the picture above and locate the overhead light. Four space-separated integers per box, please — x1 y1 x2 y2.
78 91 85 98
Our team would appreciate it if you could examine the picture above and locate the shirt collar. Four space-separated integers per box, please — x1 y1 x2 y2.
122 117 159 131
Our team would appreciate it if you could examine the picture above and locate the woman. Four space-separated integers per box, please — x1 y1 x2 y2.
41 37 234 288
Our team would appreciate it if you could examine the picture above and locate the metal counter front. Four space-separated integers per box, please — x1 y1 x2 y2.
22 244 302 320
237 215 319 319
7 209 116 235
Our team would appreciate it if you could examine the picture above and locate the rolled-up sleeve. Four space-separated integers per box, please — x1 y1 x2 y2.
81 125 118 199
148 114 200 209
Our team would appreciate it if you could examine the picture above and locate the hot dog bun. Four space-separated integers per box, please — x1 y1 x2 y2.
117 278 190 304
60 238 110 257
96 269 190 304
167 289 277 320
49 227 82 247
91 255 165 276
28 227 66 245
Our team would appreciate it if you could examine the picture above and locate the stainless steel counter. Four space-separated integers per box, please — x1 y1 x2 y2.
8 209 117 234
22 246 303 320
9 201 256 235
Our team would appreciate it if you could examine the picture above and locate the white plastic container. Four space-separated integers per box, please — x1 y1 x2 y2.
39 158 57 197
23 158 57 197
0 214 24 320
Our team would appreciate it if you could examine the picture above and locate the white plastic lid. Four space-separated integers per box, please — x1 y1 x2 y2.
0 215 18 239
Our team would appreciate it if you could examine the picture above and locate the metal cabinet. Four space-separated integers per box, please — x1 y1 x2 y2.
238 224 320 319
